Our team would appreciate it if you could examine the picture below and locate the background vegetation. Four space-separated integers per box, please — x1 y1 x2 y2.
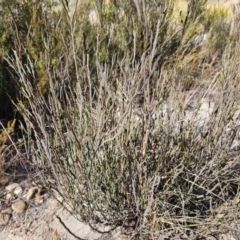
1 0 240 239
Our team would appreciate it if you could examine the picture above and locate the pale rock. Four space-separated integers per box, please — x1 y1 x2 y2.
6 193 12 201
11 201 27 213
14 186 23 195
5 183 20 192
0 213 11 225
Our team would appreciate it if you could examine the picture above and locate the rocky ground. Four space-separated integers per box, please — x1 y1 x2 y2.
0 177 240 239
0 178 127 240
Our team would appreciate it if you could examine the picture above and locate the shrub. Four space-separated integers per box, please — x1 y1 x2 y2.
3 0 240 239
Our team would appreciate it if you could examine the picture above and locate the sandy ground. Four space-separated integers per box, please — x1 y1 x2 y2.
1 195 127 240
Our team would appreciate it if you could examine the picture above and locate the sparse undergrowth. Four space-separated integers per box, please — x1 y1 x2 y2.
1 0 240 239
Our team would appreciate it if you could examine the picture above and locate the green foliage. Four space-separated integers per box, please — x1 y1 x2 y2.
201 5 230 31
0 0 46 119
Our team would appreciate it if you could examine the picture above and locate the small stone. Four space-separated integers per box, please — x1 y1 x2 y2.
0 213 11 225
14 186 23 195
26 187 40 201
6 193 12 201
5 183 20 192
11 201 27 213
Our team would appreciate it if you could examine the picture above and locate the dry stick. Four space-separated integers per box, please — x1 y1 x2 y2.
88 222 118 234
56 215 87 240
142 175 161 226
56 215 116 240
